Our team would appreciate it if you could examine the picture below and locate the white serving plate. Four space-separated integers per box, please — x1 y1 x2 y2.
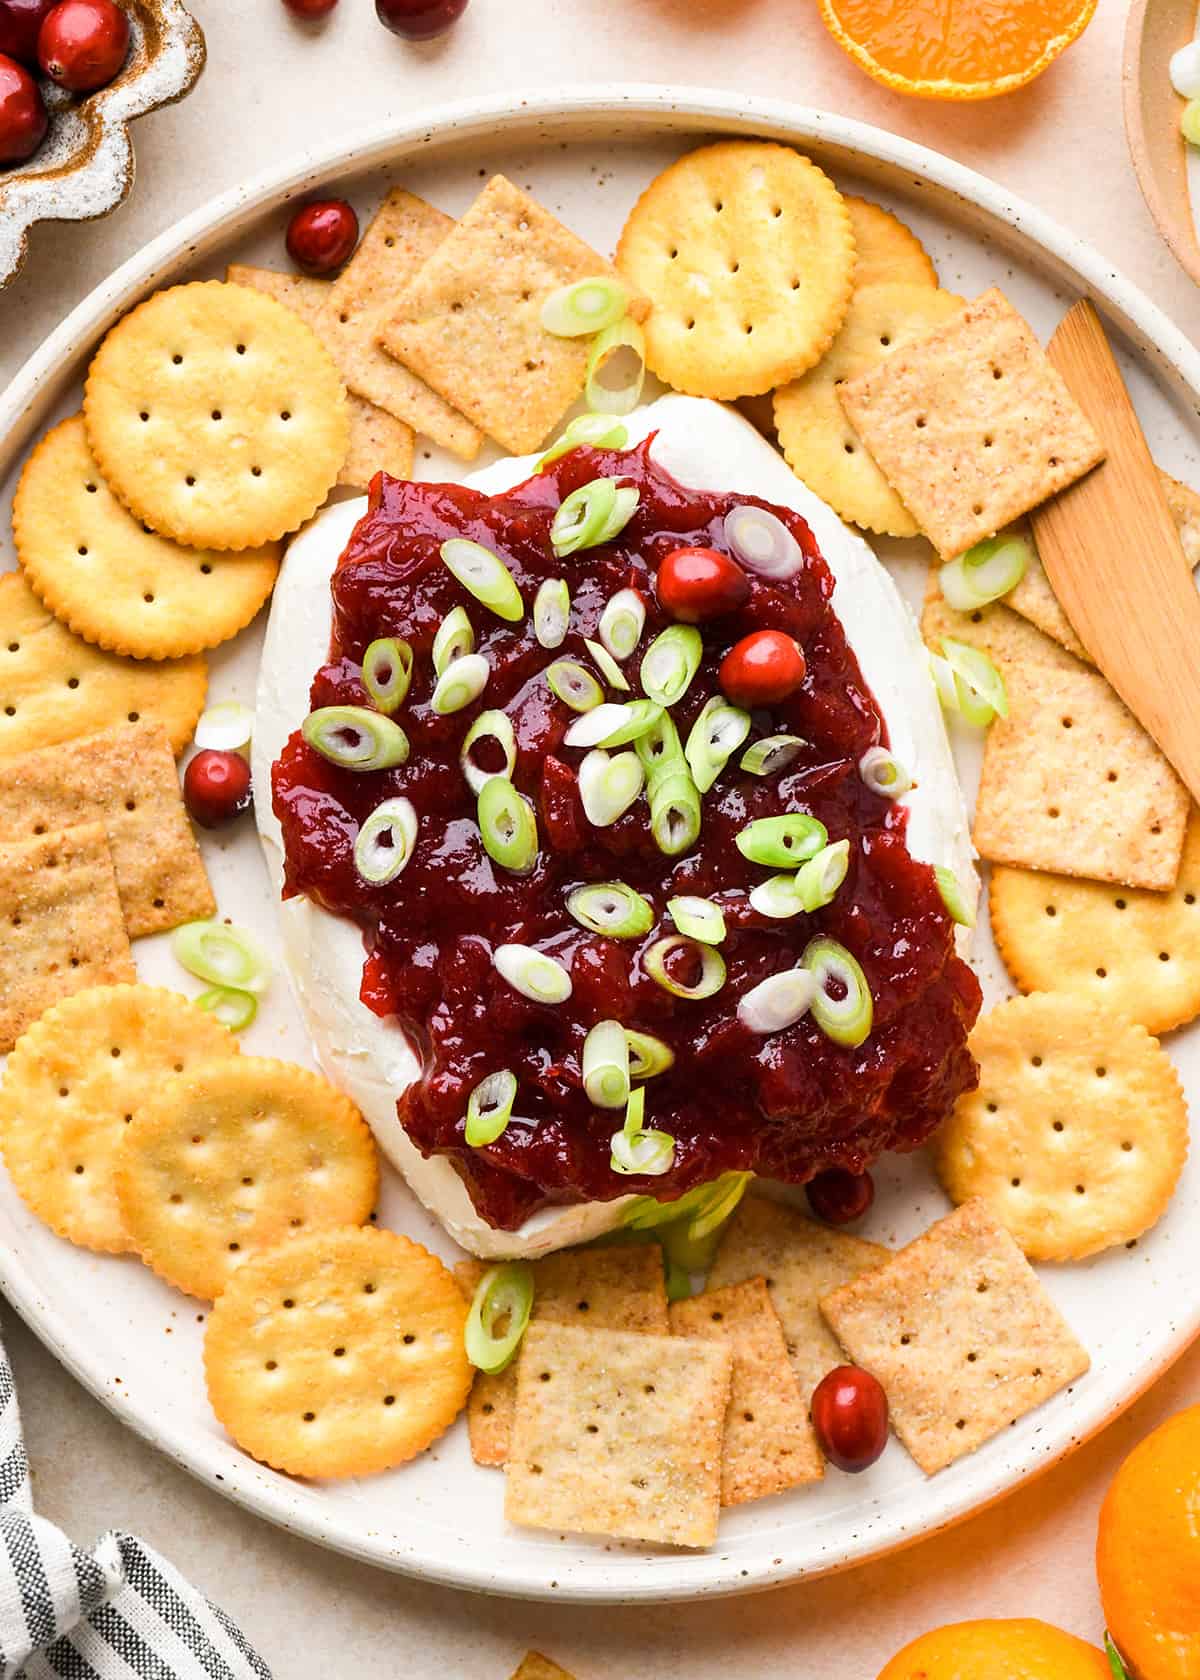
2 87 1199 1606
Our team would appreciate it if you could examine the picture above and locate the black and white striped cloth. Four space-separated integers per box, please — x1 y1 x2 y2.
0 1333 273 1679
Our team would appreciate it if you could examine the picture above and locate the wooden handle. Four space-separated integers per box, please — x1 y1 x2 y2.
1030 299 1200 805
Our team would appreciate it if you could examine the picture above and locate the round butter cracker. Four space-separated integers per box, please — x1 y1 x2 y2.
844 196 937 290
84 281 349 552
204 1226 471 1478
616 141 855 400
935 992 1188 1262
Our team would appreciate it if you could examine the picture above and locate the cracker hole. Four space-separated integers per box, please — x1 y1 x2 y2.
68 678 79 690
744 324 753 335
976 1281 989 1293
139 411 150 422
1187 894 1197 905
966 1351 977 1362
251 466 262 478
586 1423 598 1434
1010 1177 1021 1188
383 1395 395 1406
713 199 724 212
1047 807 1059 820
403 1333 415 1345
110 1046 120 1058
879 335 891 347
280 410 291 422
6 643 18 652
984 435 993 447
1061 716 1072 729
992 366 1003 380
1053 1120 1064 1132
1115 898 1127 911
5 708 15 717
711 1311 724 1322
972 503 984 517
539 1371 551 1383
172 355 182 365
227 1242 240 1252
899 1333 911 1345
986 1101 998 1113
74 1164 84 1175
916 416 926 429
685 318 695 332
200 564 212 575
363 1282 376 1294
236 343 247 355
333 1346 346 1358
211 410 222 422
303 1412 316 1422
1151 824 1162 835
955 1418 966 1430
481 1403 494 1416
1096 1066 1107 1078
283 1298 295 1309
1075 1184 1086 1195
791 278 800 290
58 1087 69 1098
1031 1055 1042 1067
1049 456 1060 468
1159 951 1171 962
339 313 350 325
1121 1141 1133 1152
743 1411 755 1423
1095 967 1106 978
265 1360 277 1371
644 1383 655 1394
771 204 782 217
844 442 855 455
77 545 88 556
143 593 155 604
384 236 395 248
169 1193 182 1204
185 477 195 488
576 1301 589 1312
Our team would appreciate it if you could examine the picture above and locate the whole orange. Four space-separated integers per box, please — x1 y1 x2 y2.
876 1617 1111 1679
1097 1405 1200 1680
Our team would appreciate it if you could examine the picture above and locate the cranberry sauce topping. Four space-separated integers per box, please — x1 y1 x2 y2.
273 439 981 1230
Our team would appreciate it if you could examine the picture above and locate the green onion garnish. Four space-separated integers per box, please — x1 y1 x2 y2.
194 699 253 753
640 625 703 708
302 705 409 771
645 935 726 1000
941 636 1009 722
749 873 804 919
795 839 851 912
648 765 701 856
599 588 645 660
550 478 639 557
622 1170 747 1233
533 578 570 648
685 696 750 792
737 967 816 1034
664 1253 693 1301
432 608 474 679
625 1028 675 1077
686 1171 752 1241
360 637 413 714
566 882 654 939
634 708 682 777
723 505 803 580
803 937 873 1048
859 745 913 799
477 776 538 875
578 748 645 827
741 733 807 777
564 698 663 749
464 1261 534 1373
736 813 827 868
195 985 258 1031
547 659 604 712
494 942 573 1004
584 638 631 692
440 537 524 622
609 1087 675 1177
934 864 976 928
540 275 629 338
582 1019 631 1109
173 920 271 994
939 534 1031 612
667 895 726 945
586 317 645 416
537 414 629 471
929 651 962 715
460 710 516 794
354 796 418 884
430 652 489 715
465 1069 518 1147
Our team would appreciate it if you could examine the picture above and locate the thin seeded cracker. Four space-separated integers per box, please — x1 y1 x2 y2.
456 1244 668 1467
504 1322 731 1548
0 721 213 937
838 288 1105 559
0 824 134 1052
820 1199 1090 1475
670 1277 823 1504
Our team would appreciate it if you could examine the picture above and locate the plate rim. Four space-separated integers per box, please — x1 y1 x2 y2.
3 82 1200 1604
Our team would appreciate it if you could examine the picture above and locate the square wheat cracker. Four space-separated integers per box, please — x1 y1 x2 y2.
504 1322 731 1548
0 824 134 1051
378 175 647 455
838 288 1104 559
670 1277 823 1504
456 1244 668 1467
0 721 213 938
820 1199 1090 1475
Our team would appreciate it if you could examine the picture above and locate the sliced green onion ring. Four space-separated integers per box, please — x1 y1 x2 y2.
609 1088 675 1178
645 935 726 1000
440 538 524 622
477 777 538 875
547 659 604 712
566 881 653 939
634 709 682 777
795 839 851 913
460 710 517 794
935 864 976 928
929 652 961 714
432 609 474 679
578 748 645 827
541 275 629 338
941 636 1009 721
749 873 804 919
302 705 409 771
586 317 646 416
741 733 807 777
582 1019 631 1109
550 477 618 557
360 637 414 713
174 920 271 995
537 414 629 471
430 652 489 716
939 534 1031 612
667 895 726 945
685 695 751 792
625 1029 675 1077
859 745 913 799
564 698 663 749
465 1069 518 1148
464 1261 534 1373
599 588 645 660
803 937 874 1048
664 1253 693 1301
533 577 570 648
195 985 258 1031
194 700 253 753
685 1171 752 1242
648 766 701 857
354 796 418 885
738 967 817 1035
723 504 804 580
640 625 703 708
584 638 630 692
494 943 573 1004
736 813 827 868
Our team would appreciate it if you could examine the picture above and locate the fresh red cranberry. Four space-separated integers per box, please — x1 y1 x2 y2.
806 1167 875 1226
811 1365 889 1473
184 750 252 829
286 198 359 274
0 0 56 66
719 628 806 708
656 546 750 624
375 0 468 40
282 0 338 13
0 50 45 161
38 0 129 92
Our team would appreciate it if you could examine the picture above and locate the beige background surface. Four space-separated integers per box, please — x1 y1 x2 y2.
2 0 1199 1672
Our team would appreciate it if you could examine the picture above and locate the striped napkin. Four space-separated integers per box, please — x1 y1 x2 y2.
0 1331 273 1679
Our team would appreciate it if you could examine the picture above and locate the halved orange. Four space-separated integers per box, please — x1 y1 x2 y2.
817 0 1098 101
876 1618 1111 1679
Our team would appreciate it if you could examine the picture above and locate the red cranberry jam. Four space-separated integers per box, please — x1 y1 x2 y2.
273 439 981 1230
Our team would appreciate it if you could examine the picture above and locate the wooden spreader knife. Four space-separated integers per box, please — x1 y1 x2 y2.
1029 300 1200 805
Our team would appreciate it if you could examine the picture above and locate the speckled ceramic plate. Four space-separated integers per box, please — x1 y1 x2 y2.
1 88 1199 1603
